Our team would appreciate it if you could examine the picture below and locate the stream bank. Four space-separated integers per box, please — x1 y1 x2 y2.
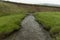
3 14 52 40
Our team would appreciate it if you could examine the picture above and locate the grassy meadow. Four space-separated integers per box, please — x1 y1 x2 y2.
34 12 60 40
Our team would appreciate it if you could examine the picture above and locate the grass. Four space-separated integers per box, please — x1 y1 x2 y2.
0 1 26 38
0 13 26 38
0 1 27 17
34 12 60 40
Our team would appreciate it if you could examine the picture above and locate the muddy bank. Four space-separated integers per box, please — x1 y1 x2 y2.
3 14 52 40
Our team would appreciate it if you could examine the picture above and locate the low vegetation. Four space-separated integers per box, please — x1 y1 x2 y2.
0 14 25 38
1 1 60 40
0 1 27 17
34 12 60 40
0 1 26 38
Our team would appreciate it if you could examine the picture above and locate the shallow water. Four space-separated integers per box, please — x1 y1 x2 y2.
3 14 52 40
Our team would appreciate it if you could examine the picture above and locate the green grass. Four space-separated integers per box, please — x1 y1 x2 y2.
0 14 25 38
0 1 26 38
0 14 25 33
34 12 60 40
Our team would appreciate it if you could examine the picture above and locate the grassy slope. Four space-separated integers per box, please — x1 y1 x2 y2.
0 1 26 38
34 12 60 40
0 2 26 17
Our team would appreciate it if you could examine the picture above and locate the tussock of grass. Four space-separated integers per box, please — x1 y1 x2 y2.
34 12 60 40
0 14 25 38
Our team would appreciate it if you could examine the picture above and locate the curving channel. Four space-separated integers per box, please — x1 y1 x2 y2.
3 14 52 40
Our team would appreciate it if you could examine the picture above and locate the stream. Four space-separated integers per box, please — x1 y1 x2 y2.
3 14 52 40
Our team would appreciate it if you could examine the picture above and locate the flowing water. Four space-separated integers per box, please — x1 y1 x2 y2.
3 14 52 40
